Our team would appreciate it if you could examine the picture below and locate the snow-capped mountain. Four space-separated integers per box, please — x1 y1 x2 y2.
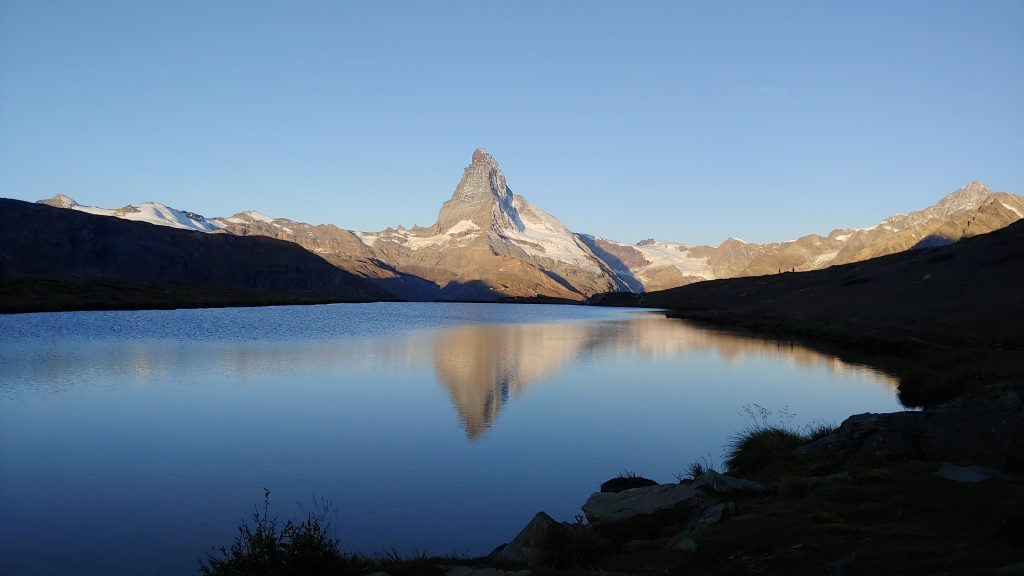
38 194 223 233
33 153 1024 301
353 148 624 299
578 180 1024 290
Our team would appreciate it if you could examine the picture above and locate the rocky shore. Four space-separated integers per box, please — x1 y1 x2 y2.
357 390 1023 576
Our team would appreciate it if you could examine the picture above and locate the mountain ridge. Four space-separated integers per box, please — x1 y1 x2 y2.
0 199 392 312
30 151 1024 301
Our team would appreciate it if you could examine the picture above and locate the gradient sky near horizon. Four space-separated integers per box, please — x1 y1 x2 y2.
1 1 1022 245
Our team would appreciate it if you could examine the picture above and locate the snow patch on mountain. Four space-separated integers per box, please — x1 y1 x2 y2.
353 231 379 247
363 219 482 250
632 241 714 280
496 196 602 271
71 201 224 232
240 210 276 223
585 236 713 286
811 250 840 266
1001 202 1023 219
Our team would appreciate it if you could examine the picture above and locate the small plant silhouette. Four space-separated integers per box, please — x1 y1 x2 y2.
199 489 358 576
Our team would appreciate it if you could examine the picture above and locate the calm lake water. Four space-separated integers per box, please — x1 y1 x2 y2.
0 303 902 575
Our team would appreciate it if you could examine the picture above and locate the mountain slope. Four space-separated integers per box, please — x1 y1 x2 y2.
585 181 1024 289
621 219 1024 350
0 199 391 311
38 194 225 233
212 211 443 300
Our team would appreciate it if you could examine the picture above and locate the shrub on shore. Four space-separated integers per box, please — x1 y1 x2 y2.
724 405 835 477
199 490 359 576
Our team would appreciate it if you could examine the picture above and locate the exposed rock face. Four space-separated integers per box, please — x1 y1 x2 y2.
37 193 78 208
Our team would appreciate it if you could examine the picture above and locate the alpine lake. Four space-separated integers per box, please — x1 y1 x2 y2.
0 302 903 575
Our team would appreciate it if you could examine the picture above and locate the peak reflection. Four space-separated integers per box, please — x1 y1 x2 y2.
432 322 598 439
430 316 896 439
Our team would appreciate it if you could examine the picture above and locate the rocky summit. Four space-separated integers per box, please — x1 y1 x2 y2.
32 151 1024 301
352 148 625 300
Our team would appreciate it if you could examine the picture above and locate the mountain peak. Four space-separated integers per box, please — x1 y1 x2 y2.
935 180 993 211
450 149 509 204
955 180 990 194
38 194 78 208
434 149 515 232
472 147 497 166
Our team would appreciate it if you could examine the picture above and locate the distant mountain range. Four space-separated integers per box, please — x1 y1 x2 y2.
31 149 1024 302
0 199 390 312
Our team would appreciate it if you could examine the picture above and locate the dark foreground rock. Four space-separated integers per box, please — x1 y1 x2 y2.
582 482 698 524
490 512 560 564
600 475 658 493
795 391 1024 468
690 470 769 494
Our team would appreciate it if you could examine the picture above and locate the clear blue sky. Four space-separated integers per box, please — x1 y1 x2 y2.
1 1 1021 245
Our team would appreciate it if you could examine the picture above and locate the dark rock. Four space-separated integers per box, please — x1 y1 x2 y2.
807 472 854 486
681 501 734 538
445 568 532 576
677 538 699 553
491 511 560 564
936 463 1008 483
600 475 658 493
825 549 862 576
582 483 698 524
691 470 769 494
795 392 1024 468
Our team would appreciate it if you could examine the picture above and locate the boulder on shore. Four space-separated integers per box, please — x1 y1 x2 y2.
582 483 698 524
795 391 1024 468
600 475 658 493
491 511 560 564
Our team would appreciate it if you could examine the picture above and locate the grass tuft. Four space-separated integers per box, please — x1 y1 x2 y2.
724 405 836 477
678 455 716 482
805 420 837 442
199 489 359 576
725 425 807 476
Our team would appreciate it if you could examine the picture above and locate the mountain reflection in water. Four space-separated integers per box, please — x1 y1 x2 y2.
0 312 896 440
429 316 896 438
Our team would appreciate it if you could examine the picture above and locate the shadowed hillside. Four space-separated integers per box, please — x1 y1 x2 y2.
598 220 1024 349
0 199 393 312
594 220 1024 405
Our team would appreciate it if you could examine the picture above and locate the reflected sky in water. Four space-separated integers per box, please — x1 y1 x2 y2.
0 303 900 575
